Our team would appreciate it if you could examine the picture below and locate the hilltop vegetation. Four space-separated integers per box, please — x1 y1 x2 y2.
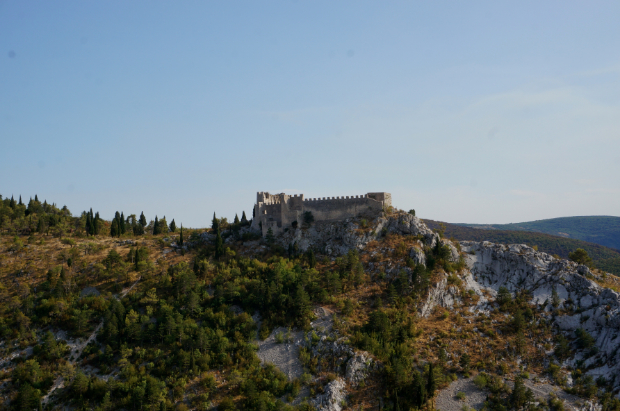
457 216 620 251
425 219 620 276
1 195 620 411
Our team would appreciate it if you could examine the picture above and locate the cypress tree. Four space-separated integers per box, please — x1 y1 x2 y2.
139 211 147 227
120 212 126 234
234 214 240 225
211 212 219 232
179 225 184 246
427 362 436 399
241 211 248 225
160 401 166 411
135 248 140 270
19 195 23 206
35 194 39 202
153 216 159 235
37 217 44 234
170 219 176 232
94 212 100 235
25 198 33 216
86 213 92 235
215 228 224 259
110 218 119 237
9 196 15 209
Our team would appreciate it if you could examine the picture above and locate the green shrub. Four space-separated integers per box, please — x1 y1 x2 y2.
473 373 489 389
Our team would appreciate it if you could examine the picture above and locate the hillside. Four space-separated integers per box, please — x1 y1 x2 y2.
425 219 620 276
2 196 620 411
456 216 620 251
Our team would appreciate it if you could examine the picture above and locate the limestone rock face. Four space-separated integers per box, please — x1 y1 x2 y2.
310 378 347 411
409 247 426 266
345 351 372 386
419 277 460 318
460 241 620 393
442 239 460 262
279 213 439 255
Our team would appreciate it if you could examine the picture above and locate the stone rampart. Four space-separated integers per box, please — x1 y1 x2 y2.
251 191 392 236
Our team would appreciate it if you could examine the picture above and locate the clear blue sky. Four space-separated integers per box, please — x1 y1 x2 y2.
1 1 619 227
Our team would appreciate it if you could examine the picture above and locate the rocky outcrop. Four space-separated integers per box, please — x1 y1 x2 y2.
409 247 426 266
280 213 439 256
345 351 372 386
441 239 460 262
419 277 461 317
460 241 620 393
310 378 347 411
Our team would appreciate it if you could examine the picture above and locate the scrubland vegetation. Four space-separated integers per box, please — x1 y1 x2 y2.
0 195 619 411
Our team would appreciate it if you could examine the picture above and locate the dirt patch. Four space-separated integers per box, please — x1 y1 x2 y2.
436 377 487 411
436 376 591 411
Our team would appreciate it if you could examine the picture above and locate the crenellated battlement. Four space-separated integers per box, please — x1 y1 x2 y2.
251 191 391 236
304 194 368 202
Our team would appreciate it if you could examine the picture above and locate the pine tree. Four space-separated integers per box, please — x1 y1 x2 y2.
25 198 33 216
426 362 436 399
139 211 147 227
215 228 224 259
170 219 176 232
120 212 126 234
110 218 119 237
153 216 160 235
179 225 184 246
511 376 529 409
266 227 275 245
160 216 168 234
306 249 316 268
413 371 426 408
387 282 398 305
114 211 121 235
552 286 561 308
515 330 526 355
211 212 219 232
160 401 166 411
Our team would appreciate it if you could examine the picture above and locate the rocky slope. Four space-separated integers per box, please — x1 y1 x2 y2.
461 241 620 393
279 213 439 255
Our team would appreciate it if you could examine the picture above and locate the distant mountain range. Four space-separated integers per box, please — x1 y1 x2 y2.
424 218 620 276
454 216 620 251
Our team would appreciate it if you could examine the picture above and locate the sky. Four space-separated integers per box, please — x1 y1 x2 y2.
1 1 619 227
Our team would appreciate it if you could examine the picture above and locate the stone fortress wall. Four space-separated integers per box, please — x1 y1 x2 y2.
251 191 392 236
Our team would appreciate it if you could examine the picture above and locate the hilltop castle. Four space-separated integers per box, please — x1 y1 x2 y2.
251 191 392 236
